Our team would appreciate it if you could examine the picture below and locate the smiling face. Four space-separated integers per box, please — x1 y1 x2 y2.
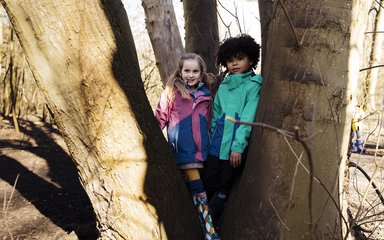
226 54 253 74
181 59 202 89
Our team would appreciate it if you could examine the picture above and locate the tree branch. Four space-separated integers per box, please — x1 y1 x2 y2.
359 64 384 72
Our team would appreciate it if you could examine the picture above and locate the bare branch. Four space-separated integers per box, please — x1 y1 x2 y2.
276 0 300 46
269 197 292 232
365 31 384 34
359 64 384 72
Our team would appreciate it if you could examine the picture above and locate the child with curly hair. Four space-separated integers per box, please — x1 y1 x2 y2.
203 34 263 230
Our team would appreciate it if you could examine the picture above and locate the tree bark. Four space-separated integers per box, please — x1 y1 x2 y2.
141 0 184 85
183 0 219 74
258 0 274 70
1 0 200 239
222 0 369 239
361 0 384 111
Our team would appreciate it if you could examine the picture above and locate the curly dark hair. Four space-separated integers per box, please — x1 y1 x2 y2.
216 34 260 70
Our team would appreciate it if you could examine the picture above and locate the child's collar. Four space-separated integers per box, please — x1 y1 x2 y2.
183 80 204 91
222 71 254 89
228 71 254 77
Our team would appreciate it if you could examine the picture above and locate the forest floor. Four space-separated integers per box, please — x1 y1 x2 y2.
0 114 383 240
0 115 97 240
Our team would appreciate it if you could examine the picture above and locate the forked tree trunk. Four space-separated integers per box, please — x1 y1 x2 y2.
1 1 201 239
183 0 219 74
141 0 184 85
222 0 369 239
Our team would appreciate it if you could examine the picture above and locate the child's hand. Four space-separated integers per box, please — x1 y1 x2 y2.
230 152 242 167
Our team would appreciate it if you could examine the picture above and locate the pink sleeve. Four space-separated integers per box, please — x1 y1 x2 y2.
155 90 170 130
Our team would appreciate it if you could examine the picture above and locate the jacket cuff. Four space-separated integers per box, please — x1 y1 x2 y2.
231 143 244 153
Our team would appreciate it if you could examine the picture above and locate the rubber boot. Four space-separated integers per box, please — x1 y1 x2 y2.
351 140 357 153
189 180 220 240
192 192 220 240
357 139 364 153
208 192 227 232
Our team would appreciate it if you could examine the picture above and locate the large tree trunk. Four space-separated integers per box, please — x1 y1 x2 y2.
183 0 219 74
141 0 184 85
1 0 201 239
222 0 369 239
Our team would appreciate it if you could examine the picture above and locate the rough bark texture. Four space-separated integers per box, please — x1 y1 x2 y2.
1 0 200 239
141 0 184 85
183 0 219 74
221 0 369 239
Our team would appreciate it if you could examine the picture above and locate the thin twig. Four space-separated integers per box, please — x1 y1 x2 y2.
282 129 350 233
226 116 294 137
217 0 237 18
359 64 384 72
293 126 314 238
276 0 300 46
365 31 384 34
3 174 19 240
216 2 232 37
374 0 384 9
269 197 292 232
5 174 19 213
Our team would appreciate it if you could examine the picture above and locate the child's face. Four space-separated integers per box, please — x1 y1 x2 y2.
226 54 253 74
181 59 202 88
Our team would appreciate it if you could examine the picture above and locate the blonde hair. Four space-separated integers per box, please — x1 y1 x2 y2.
165 53 214 102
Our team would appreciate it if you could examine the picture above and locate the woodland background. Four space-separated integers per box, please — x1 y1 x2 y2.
0 0 384 240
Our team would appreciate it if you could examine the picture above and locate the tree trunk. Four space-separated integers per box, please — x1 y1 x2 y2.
258 0 274 69
183 0 219 74
361 0 384 111
1 0 201 239
222 0 369 239
141 0 184 85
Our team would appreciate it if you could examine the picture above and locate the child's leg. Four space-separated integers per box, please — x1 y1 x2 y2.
209 158 246 225
356 139 364 153
356 129 364 153
184 169 220 240
208 161 231 225
202 156 221 201
351 139 357 152
350 130 357 152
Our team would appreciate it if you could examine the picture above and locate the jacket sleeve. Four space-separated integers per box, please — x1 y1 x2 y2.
210 91 222 133
231 81 262 153
155 90 170 130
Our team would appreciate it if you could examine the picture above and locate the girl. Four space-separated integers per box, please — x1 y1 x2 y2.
155 53 220 240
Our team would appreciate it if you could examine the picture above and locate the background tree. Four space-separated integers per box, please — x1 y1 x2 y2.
183 0 219 74
141 0 184 85
0 17 39 132
0 0 201 239
258 0 273 67
360 0 384 111
221 0 370 239
2 0 382 239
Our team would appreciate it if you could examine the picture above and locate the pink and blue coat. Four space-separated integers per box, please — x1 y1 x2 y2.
155 84 212 167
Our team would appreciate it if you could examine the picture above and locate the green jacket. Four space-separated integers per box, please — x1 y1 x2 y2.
208 71 263 160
